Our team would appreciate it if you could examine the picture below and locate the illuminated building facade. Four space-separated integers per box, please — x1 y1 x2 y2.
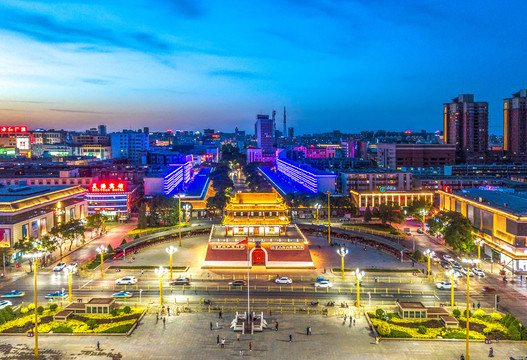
350 189 434 210
143 162 193 196
275 158 336 194
377 143 456 170
86 181 137 220
0 126 31 157
439 187 527 272
504 89 527 162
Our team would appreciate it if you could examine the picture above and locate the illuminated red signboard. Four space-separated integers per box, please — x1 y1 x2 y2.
90 181 127 193
0 126 27 133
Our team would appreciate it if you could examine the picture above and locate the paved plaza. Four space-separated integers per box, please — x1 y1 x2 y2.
0 312 525 359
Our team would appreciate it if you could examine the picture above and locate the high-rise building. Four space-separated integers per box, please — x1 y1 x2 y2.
504 89 527 162
256 115 274 153
288 127 294 139
443 94 488 164
98 125 107 135
110 130 149 163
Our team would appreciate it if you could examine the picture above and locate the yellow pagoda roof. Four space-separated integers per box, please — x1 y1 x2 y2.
225 192 288 211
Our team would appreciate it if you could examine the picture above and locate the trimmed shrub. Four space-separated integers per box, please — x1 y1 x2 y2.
473 309 486 318
521 329 527 340
36 306 44 315
388 329 411 338
53 326 73 333
490 312 502 322
463 310 472 318
509 325 521 340
510 319 521 332
122 306 131 314
110 309 119 317
375 309 385 319
377 322 391 336
20 307 29 314
0 312 5 325
101 323 134 333
452 309 461 318
49 304 58 312
27 303 35 310
3 306 14 319
417 325 427 334
86 319 97 330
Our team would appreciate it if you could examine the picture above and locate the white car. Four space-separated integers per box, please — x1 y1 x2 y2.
460 267 474 277
275 277 293 284
68 262 78 269
443 255 453 262
436 281 456 290
0 300 12 309
472 268 485 277
315 280 333 288
53 262 67 272
405 231 412 236
115 276 137 285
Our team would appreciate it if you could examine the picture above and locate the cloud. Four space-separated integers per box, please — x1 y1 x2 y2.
159 0 204 19
82 78 112 85
0 100 52 104
49 108 109 114
208 70 263 79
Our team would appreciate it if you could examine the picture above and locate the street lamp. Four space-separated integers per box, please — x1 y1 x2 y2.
96 245 107 279
352 268 365 307
420 209 427 230
314 203 321 225
183 203 191 223
326 191 331 245
64 266 75 303
461 257 480 360
175 194 185 247
154 266 167 305
474 238 484 260
165 246 177 279
337 247 349 280
25 251 42 358
446 269 456 307
424 249 435 282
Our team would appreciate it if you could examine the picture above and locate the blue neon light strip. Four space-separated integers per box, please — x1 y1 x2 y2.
276 158 336 194
164 165 184 195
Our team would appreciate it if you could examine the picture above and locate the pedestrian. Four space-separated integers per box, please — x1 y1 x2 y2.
210 321 213 331
309 327 312 335
219 310 222 319
306 326 309 335
163 317 166 327
344 314 347 323
353 319 356 326
349 317 352 327
216 321 219 329
156 312 159 323
477 302 480 309
375 337 379 344
97 341 100 351
249 342 252 351
239 350 243 356
472 302 475 310
289 333 292 342
521 275 523 282
167 306 170 316
275 321 279 331
221 338 225 349
217 335 220 344
141 269 144 276
237 333 240 341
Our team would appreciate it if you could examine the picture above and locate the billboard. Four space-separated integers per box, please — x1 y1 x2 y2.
90 181 127 193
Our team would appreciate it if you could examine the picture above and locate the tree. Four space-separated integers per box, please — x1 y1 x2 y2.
378 202 404 226
407 198 433 224
62 219 85 251
372 207 380 218
428 211 475 252
363 206 372 223
86 212 107 235
137 203 148 229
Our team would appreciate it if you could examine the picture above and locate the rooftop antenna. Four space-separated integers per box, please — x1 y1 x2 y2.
283 106 286 137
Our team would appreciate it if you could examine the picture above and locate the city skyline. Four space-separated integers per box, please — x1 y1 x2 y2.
1 1 526 134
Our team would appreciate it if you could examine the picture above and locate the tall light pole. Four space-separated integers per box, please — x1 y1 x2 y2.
65 266 75 303
326 191 331 245
424 249 435 282
154 266 167 305
462 257 479 360
96 245 107 279
314 203 321 225
352 268 365 307
25 251 42 358
474 238 484 260
175 194 185 247
165 246 177 279
337 247 349 280
183 203 191 223
446 269 456 307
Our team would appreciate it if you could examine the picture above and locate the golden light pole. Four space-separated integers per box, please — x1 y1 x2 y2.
25 251 42 358
352 268 365 307
175 194 185 247
326 191 331 245
96 245 107 279
154 266 168 305
474 238 484 260
65 266 75 303
314 203 321 225
165 246 177 279
424 249 435 282
461 257 479 360
446 269 456 307
337 247 349 280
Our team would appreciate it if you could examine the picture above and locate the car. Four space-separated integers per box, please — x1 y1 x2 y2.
339 217 350 222
68 262 78 269
229 280 246 286
460 267 474 277
452 269 463 278
0 300 12 309
45 291 67 299
417 228 424 234
169 277 190 286
436 281 456 290
432 256 441 262
405 231 412 236
451 261 461 269
112 291 133 298
440 261 452 269
473 268 485 277
275 277 293 284
115 276 137 285
443 255 453 262
314 280 333 288
53 262 67 272
1 290 25 298
316 277 328 283
482 286 496 293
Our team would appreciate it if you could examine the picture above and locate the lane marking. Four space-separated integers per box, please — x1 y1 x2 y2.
80 279 93 289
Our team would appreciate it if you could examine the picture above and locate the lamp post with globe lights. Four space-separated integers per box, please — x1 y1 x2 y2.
446 269 456 307
337 247 349 280
96 245 107 279
352 268 365 307
474 238 484 260
154 266 168 305
314 203 321 225
424 249 435 282
166 246 177 279
64 266 75 303
25 251 43 358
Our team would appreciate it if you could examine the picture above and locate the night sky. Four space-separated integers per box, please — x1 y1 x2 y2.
0 0 526 134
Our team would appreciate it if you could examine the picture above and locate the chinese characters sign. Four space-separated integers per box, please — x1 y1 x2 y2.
90 181 127 193
0 126 27 133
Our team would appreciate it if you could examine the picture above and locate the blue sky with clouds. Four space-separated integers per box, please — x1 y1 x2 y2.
0 0 526 134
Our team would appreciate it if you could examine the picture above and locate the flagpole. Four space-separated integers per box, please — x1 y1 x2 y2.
247 236 250 324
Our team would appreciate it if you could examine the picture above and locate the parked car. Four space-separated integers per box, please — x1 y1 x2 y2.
68 262 78 269
417 228 424 234
0 300 12 309
314 281 332 288
275 277 293 284
339 217 350 222
482 286 496 293
436 281 456 290
432 256 441 262
115 276 138 285
443 255 453 262
405 231 412 236
453 269 463 278
451 261 462 269
112 291 133 298
169 277 190 285
1 290 25 298
460 267 474 277
440 261 452 269
53 262 67 272
229 280 246 286
316 277 328 283
473 268 485 277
